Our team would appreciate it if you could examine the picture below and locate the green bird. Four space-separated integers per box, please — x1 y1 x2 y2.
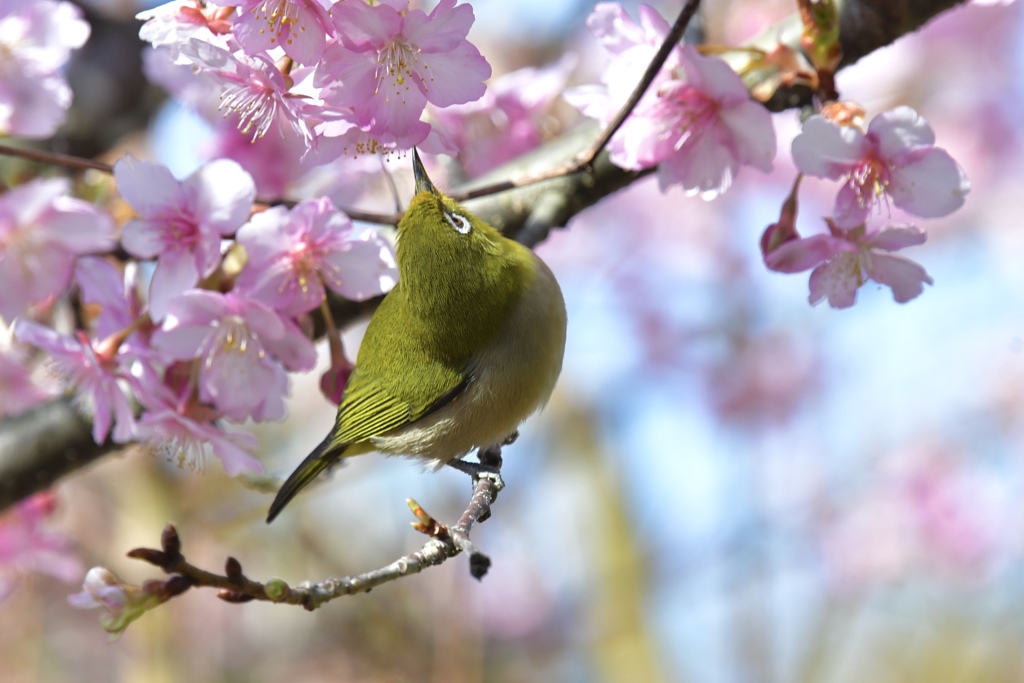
266 151 567 523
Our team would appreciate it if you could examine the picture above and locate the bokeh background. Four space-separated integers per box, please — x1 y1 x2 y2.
4 0 1024 681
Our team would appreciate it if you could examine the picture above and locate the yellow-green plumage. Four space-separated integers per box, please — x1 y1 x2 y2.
266 152 567 523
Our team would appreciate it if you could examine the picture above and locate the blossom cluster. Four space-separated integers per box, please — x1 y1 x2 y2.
568 3 777 197
0 0 90 138
138 0 490 176
763 106 970 308
5 159 396 476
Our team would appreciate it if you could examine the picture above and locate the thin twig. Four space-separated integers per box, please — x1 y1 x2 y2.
128 467 503 611
0 143 113 173
448 0 702 202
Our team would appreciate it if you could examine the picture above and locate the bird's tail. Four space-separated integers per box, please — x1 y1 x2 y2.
266 436 345 523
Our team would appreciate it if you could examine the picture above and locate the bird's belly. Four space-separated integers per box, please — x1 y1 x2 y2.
371 256 566 468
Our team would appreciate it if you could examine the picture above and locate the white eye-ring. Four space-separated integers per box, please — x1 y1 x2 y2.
445 211 471 235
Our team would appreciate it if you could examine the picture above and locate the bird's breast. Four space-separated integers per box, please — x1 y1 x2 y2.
371 253 567 467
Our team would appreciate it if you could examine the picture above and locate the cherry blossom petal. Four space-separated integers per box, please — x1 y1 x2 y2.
658 132 736 199
119 219 163 259
869 105 936 157
41 199 117 253
832 179 873 230
332 0 401 50
189 159 256 235
261 315 317 372
113 157 182 214
322 232 398 301
868 253 933 303
764 234 842 273
809 256 860 309
864 224 928 251
149 254 200 323
792 116 867 179
889 148 970 218
404 0 474 52
417 41 490 107
718 100 777 172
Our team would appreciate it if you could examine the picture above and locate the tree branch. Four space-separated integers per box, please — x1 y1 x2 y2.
126 469 503 611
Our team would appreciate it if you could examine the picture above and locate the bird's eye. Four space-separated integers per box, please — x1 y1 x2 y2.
444 211 471 235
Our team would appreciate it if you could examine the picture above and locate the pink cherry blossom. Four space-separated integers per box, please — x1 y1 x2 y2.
114 156 256 322
227 0 334 66
792 106 971 228
640 48 776 196
765 220 933 309
0 177 117 320
569 5 775 198
0 491 82 601
14 320 136 444
68 566 161 639
0 343 54 418
152 290 315 422
235 197 397 316
430 56 576 178
179 38 318 145
0 0 90 138
568 2 682 117
314 0 490 148
131 361 263 476
74 257 146 345
137 0 233 57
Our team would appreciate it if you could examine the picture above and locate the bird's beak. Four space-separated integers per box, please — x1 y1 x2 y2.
412 149 437 196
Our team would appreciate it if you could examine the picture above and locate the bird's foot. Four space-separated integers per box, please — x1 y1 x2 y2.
446 457 504 491
448 449 506 523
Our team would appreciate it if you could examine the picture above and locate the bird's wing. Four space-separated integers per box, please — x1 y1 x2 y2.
326 359 472 449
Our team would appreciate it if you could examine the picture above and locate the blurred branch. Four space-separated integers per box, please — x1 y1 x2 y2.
0 0 973 513
0 398 113 513
127 466 503 611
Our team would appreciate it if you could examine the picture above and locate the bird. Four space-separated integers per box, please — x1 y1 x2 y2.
266 150 567 523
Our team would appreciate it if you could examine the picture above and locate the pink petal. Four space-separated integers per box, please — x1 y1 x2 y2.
637 5 672 46
868 253 933 303
4 177 69 225
210 426 263 476
314 42 381 107
362 86 430 142
119 218 163 259
149 254 200 323
869 106 935 157
792 116 867 179
1 71 73 139
680 46 748 104
261 315 317 372
322 232 398 301
41 199 117 253
113 157 182 214
658 132 736 199
832 179 872 230
152 323 212 360
809 256 861 308
764 234 840 273
587 3 646 54
417 42 490 107
889 148 970 219
232 295 285 343
717 100 776 172
189 159 255 235
404 0 474 52
864 224 928 251
164 289 229 326
200 346 277 421
332 0 400 49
